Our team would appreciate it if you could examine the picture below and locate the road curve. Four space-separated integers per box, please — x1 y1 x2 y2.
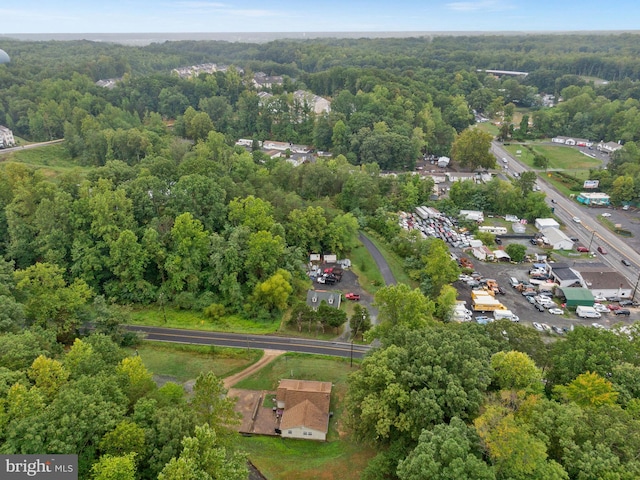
359 232 397 285
124 325 372 359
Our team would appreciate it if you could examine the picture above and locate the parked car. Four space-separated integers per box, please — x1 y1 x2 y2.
592 323 606 329
552 326 564 334
541 323 552 332
593 294 607 302
344 293 360 301
548 308 564 315
614 309 631 316
475 316 491 325
593 303 609 313
570 237 579 242
619 300 634 307
533 322 544 331
607 304 621 311
577 246 589 252
621 259 631 267
534 303 546 312
601 213 611 217
526 296 536 304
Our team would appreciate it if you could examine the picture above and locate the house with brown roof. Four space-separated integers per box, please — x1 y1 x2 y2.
276 379 332 441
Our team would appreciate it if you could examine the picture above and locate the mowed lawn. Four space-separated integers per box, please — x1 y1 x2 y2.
234 353 374 479
127 341 262 382
505 143 602 173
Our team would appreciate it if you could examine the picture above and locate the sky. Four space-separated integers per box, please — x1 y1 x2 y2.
1 0 639 34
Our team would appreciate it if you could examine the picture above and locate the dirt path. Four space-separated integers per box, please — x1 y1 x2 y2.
223 349 286 389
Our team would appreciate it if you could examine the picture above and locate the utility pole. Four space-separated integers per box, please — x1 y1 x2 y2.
633 271 640 302
350 340 353 368
587 229 596 252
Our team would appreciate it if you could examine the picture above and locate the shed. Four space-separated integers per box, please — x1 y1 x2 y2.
557 287 595 307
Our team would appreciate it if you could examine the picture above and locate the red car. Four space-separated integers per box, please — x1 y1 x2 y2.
607 304 621 311
345 293 360 301
577 246 589 252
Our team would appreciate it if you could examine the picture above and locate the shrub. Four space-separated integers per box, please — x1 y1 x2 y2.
203 303 225 320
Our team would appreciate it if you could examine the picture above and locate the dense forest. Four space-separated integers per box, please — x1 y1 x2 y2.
1 34 640 479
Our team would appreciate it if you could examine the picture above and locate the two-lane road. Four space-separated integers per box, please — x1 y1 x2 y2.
124 325 372 359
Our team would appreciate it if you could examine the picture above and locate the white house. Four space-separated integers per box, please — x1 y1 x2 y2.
293 90 331 114
597 141 623 154
0 126 16 148
540 227 574 250
277 379 332 441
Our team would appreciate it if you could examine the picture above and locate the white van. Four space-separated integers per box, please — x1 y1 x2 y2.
576 306 601 319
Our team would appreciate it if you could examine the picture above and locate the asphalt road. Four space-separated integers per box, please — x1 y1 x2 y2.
359 232 397 285
124 325 372 359
492 141 640 294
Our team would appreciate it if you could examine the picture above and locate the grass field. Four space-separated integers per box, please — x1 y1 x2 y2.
239 435 375 480
2 143 88 178
127 341 263 382
234 352 373 479
504 143 601 174
127 306 281 334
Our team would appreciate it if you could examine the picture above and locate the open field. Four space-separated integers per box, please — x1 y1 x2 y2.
234 352 372 479
239 436 375 480
127 341 262 382
504 143 601 173
1 143 88 178
127 306 281 334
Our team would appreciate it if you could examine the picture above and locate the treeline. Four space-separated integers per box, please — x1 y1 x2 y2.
0 327 247 479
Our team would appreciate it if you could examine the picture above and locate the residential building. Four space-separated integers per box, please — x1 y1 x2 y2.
253 72 284 89
0 126 15 148
306 290 341 311
293 90 331 114
551 136 592 147
277 379 332 441
597 141 623 154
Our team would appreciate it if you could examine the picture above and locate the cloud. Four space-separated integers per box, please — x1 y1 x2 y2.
446 0 514 12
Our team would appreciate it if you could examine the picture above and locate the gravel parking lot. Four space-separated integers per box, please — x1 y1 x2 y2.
453 247 638 333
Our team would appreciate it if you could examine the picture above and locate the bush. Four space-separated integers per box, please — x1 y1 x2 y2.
203 303 225 320
173 291 196 310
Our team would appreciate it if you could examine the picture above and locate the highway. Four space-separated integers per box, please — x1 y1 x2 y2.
492 141 640 294
124 325 372 359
